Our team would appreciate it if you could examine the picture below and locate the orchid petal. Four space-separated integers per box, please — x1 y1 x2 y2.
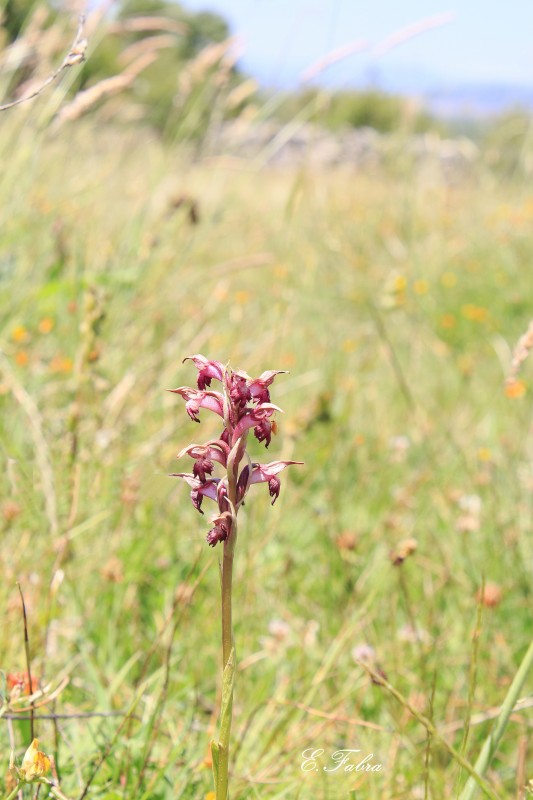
249 370 288 403
169 387 224 421
249 460 304 483
206 510 233 547
250 460 303 504
183 354 224 389
232 403 284 443
169 473 219 513
258 370 288 383
178 442 227 467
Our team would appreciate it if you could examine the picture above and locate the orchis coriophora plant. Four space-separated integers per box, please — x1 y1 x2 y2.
169 355 302 800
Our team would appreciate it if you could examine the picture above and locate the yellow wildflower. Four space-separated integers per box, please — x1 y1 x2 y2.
19 739 51 781
441 272 456 288
342 339 358 353
461 304 489 323
38 317 55 334
413 279 428 295
234 290 250 305
393 274 407 292
12 325 29 343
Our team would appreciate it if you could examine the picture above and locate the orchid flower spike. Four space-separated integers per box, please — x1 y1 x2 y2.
169 356 302 546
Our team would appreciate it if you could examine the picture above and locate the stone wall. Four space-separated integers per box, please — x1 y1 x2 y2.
212 119 479 178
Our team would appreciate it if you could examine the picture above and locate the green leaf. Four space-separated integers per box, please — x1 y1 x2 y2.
210 739 219 790
219 646 235 746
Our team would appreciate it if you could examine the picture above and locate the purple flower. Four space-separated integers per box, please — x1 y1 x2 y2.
228 371 252 409
169 472 219 514
206 511 232 547
169 355 302 546
249 370 287 404
178 441 229 469
232 403 283 448
183 354 224 390
169 387 224 422
249 460 304 504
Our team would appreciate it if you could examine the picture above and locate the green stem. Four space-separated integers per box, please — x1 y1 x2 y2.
216 528 236 800
221 547 234 668
3 784 22 800
458 637 533 800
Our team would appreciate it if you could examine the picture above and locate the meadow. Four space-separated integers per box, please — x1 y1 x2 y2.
0 95 532 799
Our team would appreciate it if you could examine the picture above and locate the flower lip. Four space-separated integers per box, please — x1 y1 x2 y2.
232 402 284 444
268 476 281 504
169 473 219 513
249 370 288 403
228 372 252 407
178 441 229 467
183 354 224 389
168 386 225 421
249 459 303 503
206 510 232 547
249 460 304 481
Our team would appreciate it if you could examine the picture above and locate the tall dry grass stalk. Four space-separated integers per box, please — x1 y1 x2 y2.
508 320 533 383
177 35 240 96
54 51 158 124
0 16 86 112
299 12 454 82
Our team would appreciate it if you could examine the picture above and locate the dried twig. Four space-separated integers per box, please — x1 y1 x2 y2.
439 697 533 734
17 583 35 740
268 697 386 731
54 51 157 124
4 711 139 721
5 676 70 713
0 16 87 113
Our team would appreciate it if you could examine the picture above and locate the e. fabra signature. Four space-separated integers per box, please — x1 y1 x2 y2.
301 748 383 773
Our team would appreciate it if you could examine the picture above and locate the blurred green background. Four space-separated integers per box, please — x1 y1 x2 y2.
0 2 532 798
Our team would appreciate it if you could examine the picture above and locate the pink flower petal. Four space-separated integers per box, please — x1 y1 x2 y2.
250 460 304 484
183 354 224 389
232 403 283 443
169 387 224 421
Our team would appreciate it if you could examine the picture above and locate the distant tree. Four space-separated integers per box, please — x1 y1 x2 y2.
274 86 440 135
0 0 243 136
58 0 237 136
483 109 533 176
183 10 229 57
3 0 43 41
113 0 228 60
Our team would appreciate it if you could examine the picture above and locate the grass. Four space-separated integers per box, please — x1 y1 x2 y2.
0 108 532 799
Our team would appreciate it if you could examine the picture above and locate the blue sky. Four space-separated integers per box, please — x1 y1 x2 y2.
181 1 533 92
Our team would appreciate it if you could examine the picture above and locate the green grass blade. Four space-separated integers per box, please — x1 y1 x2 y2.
459 638 533 800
